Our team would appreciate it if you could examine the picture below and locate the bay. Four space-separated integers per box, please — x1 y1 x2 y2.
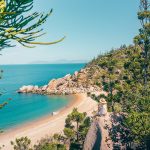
0 64 85 130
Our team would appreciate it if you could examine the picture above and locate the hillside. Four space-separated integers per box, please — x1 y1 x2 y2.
17 44 150 149
18 45 140 95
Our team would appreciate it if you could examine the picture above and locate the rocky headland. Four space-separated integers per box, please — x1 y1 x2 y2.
18 68 101 95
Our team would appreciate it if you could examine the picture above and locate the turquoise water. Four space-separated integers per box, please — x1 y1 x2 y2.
0 64 85 130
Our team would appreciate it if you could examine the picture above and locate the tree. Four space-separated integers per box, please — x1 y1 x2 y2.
125 111 150 149
120 1 150 148
88 1 150 148
78 117 91 144
35 143 66 150
11 136 67 150
0 0 65 50
67 108 86 142
134 0 150 92
11 137 32 150
63 128 75 142
33 134 66 150
122 46 145 112
97 53 123 112
64 108 91 149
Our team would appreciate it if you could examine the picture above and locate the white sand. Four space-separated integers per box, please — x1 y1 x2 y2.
0 94 97 150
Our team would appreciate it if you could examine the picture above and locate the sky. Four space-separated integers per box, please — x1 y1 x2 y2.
0 0 140 64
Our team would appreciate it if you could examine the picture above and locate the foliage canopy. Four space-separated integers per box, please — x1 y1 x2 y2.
0 0 65 50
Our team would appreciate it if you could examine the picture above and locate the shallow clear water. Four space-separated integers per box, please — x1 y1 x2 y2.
0 64 85 130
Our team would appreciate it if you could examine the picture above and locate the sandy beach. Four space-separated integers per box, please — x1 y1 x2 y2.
0 93 97 150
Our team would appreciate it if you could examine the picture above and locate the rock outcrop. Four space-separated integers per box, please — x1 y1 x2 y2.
83 120 102 150
18 69 100 95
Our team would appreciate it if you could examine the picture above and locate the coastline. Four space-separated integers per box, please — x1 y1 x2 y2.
0 93 98 150
1 94 76 132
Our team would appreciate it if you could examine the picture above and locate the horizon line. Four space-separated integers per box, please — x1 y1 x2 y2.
0 62 88 65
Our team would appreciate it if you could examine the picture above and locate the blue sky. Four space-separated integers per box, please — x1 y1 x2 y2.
0 0 140 64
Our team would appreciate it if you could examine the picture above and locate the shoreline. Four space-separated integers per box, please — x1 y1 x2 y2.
0 93 98 150
3 94 78 132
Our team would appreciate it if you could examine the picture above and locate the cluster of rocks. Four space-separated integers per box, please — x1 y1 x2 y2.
18 69 100 95
18 85 48 94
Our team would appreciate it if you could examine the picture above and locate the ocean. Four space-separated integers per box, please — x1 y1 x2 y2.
0 64 85 130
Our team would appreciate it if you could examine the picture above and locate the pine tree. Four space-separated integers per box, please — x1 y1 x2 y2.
0 0 65 50
64 108 91 149
134 0 150 93
122 1 150 148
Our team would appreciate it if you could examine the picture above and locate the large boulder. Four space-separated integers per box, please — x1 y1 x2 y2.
64 74 71 80
41 85 48 91
19 86 27 92
47 79 57 90
74 71 78 77
26 85 34 92
33 85 39 91
56 78 66 87
47 78 67 92
19 85 34 93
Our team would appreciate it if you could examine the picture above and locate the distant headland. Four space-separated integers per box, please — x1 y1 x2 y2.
18 68 100 95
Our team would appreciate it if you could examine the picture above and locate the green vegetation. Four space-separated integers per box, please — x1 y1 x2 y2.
0 0 149 149
33 135 66 150
89 45 150 149
64 108 91 149
11 136 67 150
9 109 90 150
87 0 150 149
0 0 65 50
11 137 32 150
